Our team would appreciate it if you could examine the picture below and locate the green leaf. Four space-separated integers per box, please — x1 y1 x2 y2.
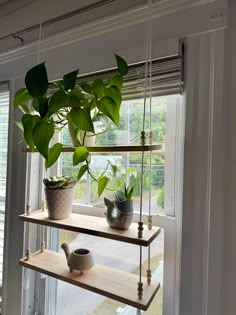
98 176 109 197
92 79 105 98
53 80 64 90
25 62 48 98
63 69 79 91
21 114 40 150
32 120 54 160
127 186 134 199
48 91 69 117
69 89 86 106
105 86 121 107
108 74 123 90
80 82 93 94
32 99 39 112
88 98 96 110
77 164 88 180
38 98 49 118
45 143 63 169
115 54 128 76
69 108 94 133
97 96 120 126
13 88 32 107
111 164 118 176
19 104 31 114
73 146 89 166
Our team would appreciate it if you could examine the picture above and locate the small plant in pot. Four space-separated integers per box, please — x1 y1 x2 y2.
104 184 134 230
43 176 77 220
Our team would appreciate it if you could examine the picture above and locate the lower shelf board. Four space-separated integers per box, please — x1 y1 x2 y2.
19 250 160 311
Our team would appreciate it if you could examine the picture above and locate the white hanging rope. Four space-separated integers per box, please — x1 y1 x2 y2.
138 0 153 296
142 1 150 132
148 0 153 215
148 0 153 279
149 0 153 130
139 246 143 283
37 23 43 64
139 152 145 222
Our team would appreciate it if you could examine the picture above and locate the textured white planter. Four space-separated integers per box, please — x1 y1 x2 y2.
68 121 96 147
45 187 74 220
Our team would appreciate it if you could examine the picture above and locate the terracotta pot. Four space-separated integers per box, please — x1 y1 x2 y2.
45 187 74 220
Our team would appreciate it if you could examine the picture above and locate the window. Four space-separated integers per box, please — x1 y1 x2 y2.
0 85 9 305
53 94 183 315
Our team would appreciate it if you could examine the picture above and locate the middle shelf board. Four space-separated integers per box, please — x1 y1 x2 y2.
21 144 162 153
19 211 161 247
19 250 160 311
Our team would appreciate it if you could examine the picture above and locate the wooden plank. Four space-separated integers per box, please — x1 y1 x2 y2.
19 250 160 311
19 211 161 246
21 144 162 153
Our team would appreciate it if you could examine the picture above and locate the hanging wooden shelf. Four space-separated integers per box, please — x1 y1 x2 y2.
19 250 160 311
19 211 161 246
21 144 162 153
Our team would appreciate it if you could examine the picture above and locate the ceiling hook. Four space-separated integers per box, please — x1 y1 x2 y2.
10 33 24 45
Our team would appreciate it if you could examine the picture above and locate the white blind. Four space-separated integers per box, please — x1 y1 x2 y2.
0 87 9 288
49 55 183 98
76 55 183 98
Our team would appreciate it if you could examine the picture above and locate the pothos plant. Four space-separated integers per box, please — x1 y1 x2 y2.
14 55 128 195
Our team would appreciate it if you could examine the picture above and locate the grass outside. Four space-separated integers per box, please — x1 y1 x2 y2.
59 230 78 245
91 254 163 315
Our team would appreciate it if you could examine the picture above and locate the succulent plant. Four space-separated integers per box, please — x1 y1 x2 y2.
43 176 77 189
115 184 134 201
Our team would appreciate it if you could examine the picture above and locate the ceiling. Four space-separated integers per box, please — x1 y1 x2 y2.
0 0 12 5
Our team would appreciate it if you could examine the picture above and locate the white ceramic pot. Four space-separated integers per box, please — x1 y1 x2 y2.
61 242 95 273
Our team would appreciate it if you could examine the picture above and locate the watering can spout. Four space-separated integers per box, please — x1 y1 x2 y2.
61 242 71 260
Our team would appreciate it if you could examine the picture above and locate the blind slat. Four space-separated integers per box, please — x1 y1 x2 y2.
49 55 183 98
77 56 183 98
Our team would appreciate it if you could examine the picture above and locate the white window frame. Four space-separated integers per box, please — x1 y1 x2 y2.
40 93 184 315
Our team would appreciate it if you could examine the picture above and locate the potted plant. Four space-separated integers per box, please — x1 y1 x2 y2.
13 54 128 173
43 176 77 219
104 184 134 230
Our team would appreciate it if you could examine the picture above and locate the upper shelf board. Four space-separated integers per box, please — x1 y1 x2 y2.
21 144 162 153
19 211 161 247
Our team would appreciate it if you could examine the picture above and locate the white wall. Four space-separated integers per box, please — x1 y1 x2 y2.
220 1 236 314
